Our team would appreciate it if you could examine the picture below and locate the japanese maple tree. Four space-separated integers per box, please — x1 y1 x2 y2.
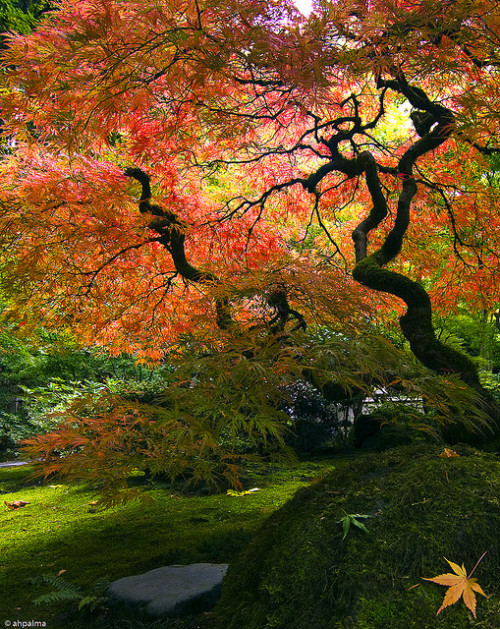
0 0 499 484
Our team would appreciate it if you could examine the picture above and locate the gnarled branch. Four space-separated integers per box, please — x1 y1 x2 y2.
124 167 232 329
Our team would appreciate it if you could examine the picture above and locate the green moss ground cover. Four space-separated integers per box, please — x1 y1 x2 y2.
215 444 500 629
0 457 339 629
3 445 499 629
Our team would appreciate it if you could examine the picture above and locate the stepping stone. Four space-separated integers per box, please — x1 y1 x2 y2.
108 562 229 617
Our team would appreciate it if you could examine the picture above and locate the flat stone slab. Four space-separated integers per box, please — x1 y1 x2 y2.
108 563 229 617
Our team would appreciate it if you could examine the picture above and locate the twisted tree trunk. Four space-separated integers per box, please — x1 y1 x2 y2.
351 77 500 442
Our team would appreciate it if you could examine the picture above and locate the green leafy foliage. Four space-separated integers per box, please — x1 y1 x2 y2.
0 409 37 455
0 317 169 457
33 573 84 606
0 0 33 40
434 313 500 372
0 0 55 37
480 372 500 404
18 325 498 503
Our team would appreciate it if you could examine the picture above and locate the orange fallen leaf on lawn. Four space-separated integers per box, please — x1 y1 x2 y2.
422 555 488 618
5 500 30 510
439 448 460 458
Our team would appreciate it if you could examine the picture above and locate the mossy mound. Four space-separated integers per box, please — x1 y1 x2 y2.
214 445 500 629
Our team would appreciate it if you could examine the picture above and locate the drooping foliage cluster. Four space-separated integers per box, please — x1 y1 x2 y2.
0 318 166 459
0 0 500 493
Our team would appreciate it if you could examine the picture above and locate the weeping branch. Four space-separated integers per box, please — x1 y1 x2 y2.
124 167 305 335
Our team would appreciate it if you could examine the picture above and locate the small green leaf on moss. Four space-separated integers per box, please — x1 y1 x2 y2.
337 512 372 539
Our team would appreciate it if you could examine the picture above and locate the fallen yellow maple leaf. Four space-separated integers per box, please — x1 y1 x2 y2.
422 556 488 618
4 500 30 510
226 487 260 497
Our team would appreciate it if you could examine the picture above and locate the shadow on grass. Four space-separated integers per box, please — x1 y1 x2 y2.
1 457 340 629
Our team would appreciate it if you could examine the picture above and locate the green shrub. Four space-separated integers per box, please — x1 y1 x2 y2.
352 402 435 450
0 410 25 454
33 573 110 614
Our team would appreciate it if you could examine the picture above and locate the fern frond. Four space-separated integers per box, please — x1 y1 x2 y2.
33 589 81 605
33 573 82 606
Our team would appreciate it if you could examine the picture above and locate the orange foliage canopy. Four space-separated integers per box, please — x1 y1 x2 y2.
0 0 499 358
2 0 500 496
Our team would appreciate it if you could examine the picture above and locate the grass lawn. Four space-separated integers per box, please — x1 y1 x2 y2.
0 456 345 628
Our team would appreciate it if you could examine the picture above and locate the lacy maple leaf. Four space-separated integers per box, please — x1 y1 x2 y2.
423 557 488 618
439 447 460 458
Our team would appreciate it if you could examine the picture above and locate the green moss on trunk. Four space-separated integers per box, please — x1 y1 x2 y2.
353 256 500 441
